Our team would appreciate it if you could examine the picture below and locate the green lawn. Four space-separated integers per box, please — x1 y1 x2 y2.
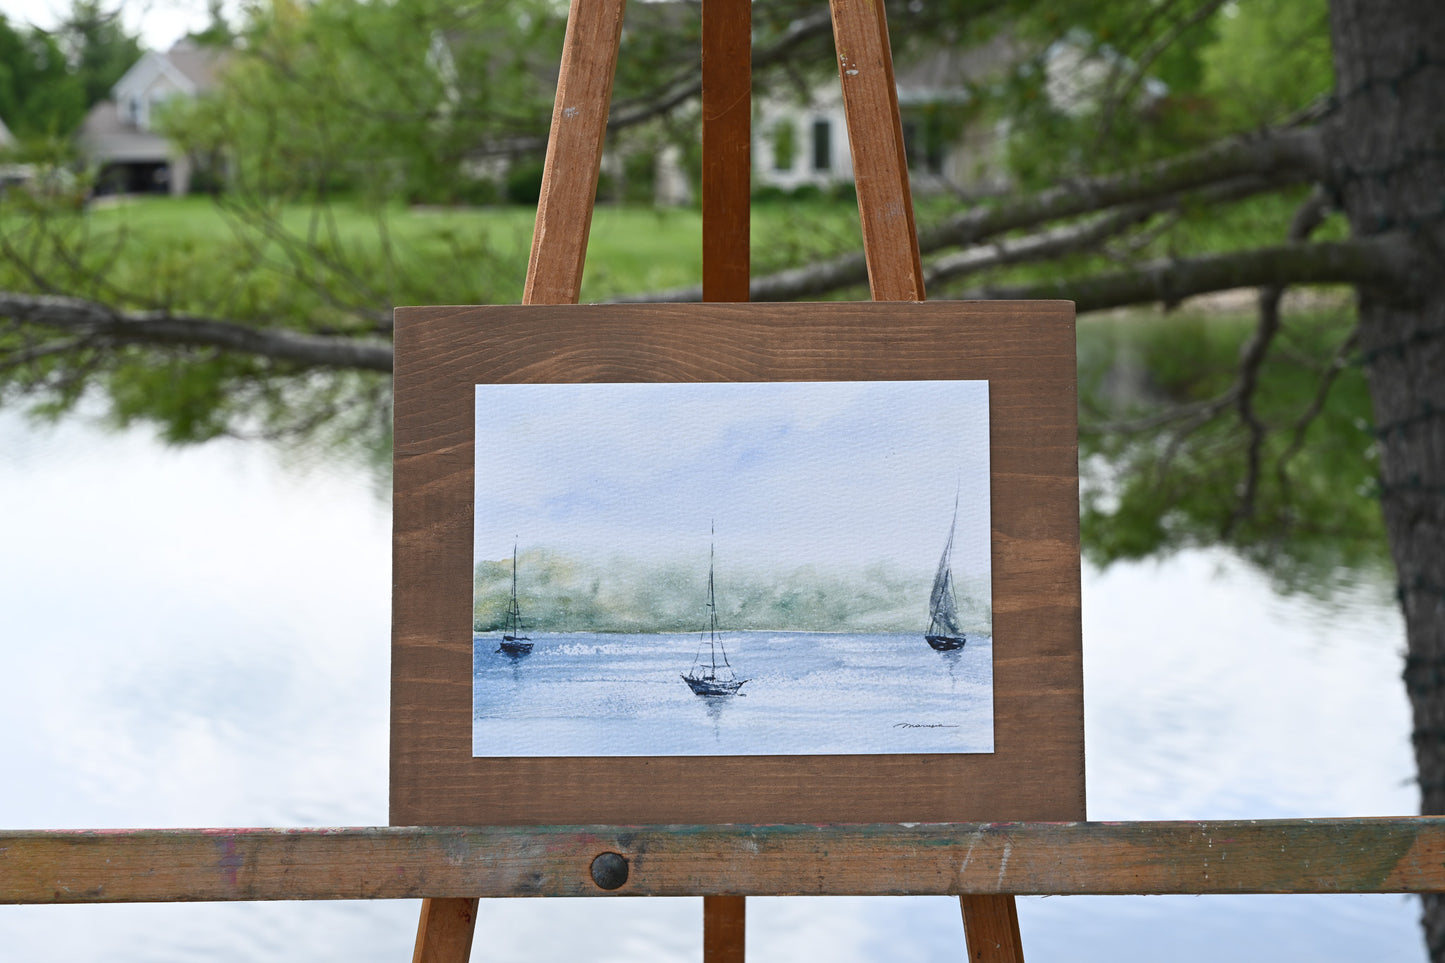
0 187 1335 316
14 196 868 309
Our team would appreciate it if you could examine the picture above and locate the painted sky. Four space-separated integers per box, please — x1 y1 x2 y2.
473 380 990 580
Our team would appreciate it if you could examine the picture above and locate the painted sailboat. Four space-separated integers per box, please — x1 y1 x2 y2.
682 527 747 696
925 496 968 651
496 542 533 656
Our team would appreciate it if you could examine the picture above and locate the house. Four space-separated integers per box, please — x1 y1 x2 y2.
754 36 1019 198
0 115 32 192
77 40 229 196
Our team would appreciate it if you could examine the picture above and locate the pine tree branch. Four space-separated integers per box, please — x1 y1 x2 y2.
921 126 1328 250
0 237 1402 377
616 126 1326 303
944 234 1412 311
0 294 394 372
926 173 1297 289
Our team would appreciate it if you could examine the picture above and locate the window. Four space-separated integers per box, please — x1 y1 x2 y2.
901 119 919 170
772 121 796 171
811 118 831 172
902 110 948 175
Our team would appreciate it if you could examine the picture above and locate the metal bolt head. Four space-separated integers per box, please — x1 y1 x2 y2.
590 851 629 890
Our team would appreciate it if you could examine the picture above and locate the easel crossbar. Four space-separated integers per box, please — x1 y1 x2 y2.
7 818 1445 903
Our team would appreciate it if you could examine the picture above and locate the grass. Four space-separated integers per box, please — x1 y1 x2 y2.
0 194 873 311
4 185 1333 314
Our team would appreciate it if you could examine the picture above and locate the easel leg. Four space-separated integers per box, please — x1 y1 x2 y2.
698 0 751 948
411 0 623 952
413 898 479 963
830 2 1027 952
960 895 1025 963
704 895 747 963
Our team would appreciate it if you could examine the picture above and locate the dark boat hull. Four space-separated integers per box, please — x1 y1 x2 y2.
682 673 746 696
498 636 533 655
925 634 966 651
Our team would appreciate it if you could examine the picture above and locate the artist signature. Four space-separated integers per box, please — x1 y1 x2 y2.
893 722 959 729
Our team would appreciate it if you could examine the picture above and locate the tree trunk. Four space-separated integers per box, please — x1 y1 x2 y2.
1326 2 1445 957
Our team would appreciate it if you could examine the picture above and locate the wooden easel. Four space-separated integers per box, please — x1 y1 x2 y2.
410 0 1025 958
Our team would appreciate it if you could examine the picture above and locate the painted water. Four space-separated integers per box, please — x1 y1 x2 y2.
0 409 1426 962
473 630 993 756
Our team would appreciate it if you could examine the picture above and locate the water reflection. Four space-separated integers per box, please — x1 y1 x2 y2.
0 412 1424 962
937 645 963 686
702 692 729 739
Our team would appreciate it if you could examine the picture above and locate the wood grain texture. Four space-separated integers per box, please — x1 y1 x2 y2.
701 0 754 950
413 898 479 963
704 894 747 961
828 0 924 302
521 0 626 305
961 894 1024 963
424 0 629 954
6 819 1445 903
391 301 1081 827
701 0 750 303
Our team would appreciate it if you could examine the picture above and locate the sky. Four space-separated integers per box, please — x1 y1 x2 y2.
474 379 992 580
0 0 229 49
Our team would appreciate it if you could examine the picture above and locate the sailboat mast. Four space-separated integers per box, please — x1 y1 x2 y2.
508 541 520 634
707 526 718 674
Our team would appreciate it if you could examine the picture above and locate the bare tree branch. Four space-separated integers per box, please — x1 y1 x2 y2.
1277 327 1359 480
1083 388 1240 435
1228 186 1335 531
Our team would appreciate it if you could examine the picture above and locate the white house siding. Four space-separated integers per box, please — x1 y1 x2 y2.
752 37 1021 198
754 86 853 192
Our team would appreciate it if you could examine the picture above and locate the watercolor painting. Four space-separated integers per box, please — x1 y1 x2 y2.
472 380 993 757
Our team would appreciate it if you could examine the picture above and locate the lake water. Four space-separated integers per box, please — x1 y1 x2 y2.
0 410 1425 962
474 630 994 756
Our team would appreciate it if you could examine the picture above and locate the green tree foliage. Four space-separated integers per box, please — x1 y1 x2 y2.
52 0 144 110
0 0 1432 577
1201 0 1334 129
164 0 568 205
0 16 85 139
1078 304 1389 595
0 1 144 143
6 5 1445 952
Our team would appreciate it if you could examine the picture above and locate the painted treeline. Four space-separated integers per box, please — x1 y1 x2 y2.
472 548 993 635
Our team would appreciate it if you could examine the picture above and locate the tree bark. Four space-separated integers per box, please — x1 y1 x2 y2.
1325 2 1445 958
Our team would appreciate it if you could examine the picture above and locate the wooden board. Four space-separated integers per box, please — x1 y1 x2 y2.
701 0 751 303
829 0 923 301
8 818 1445 902
412 897 478 963
391 299 1081 827
521 0 626 306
